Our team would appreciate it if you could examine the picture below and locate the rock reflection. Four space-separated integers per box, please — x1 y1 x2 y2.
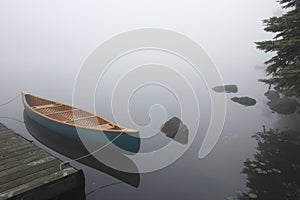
239 126 300 199
231 97 257 107
160 117 189 144
23 110 140 187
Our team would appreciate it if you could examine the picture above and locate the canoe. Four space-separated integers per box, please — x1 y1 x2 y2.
22 92 140 153
23 111 140 187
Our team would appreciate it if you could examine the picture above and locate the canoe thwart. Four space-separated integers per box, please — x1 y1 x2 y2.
45 109 79 116
33 104 62 110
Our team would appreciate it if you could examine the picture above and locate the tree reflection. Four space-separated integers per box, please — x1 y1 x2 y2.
239 127 300 199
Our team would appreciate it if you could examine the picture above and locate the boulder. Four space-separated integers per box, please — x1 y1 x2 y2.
212 85 238 93
231 96 257 106
160 117 189 144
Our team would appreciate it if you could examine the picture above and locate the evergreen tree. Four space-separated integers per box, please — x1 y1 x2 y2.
256 0 300 97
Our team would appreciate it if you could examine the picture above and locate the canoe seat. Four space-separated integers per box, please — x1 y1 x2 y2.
33 104 61 110
92 124 114 130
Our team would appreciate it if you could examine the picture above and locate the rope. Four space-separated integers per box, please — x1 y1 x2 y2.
0 94 34 143
0 112 125 170
59 132 124 169
0 117 24 124
0 94 21 107
0 94 24 123
59 133 125 194
0 110 125 170
86 181 122 196
0 93 127 182
58 133 126 195
0 117 33 143
0 108 125 195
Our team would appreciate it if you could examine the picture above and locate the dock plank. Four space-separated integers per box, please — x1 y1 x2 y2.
0 140 29 151
0 168 83 200
1 144 34 155
0 166 59 193
0 157 58 181
0 146 40 162
0 151 50 172
0 123 85 200
0 149 46 166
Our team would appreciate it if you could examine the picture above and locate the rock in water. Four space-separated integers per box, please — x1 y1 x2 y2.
231 97 256 106
161 117 182 138
212 85 238 93
173 124 188 144
160 117 189 144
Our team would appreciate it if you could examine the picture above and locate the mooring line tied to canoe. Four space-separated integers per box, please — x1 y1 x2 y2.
0 93 21 107
0 93 126 176
59 131 125 170
0 93 26 126
0 116 24 124
0 93 37 144
0 93 24 124
0 93 23 122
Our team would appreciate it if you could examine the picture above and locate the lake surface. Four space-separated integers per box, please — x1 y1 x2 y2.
1 0 300 199
2 53 300 200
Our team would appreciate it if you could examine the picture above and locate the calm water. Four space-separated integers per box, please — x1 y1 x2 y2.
1 57 300 200
1 0 300 199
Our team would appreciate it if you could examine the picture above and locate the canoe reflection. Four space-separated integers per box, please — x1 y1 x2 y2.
23 110 140 187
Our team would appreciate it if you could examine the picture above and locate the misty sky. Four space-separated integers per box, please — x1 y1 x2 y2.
0 0 281 96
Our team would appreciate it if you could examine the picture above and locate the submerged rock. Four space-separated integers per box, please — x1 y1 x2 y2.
160 117 189 144
212 85 238 93
231 97 257 106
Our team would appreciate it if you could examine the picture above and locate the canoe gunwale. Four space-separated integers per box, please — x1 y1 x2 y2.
22 92 138 134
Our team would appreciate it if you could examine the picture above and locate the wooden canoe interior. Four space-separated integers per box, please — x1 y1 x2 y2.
25 94 122 131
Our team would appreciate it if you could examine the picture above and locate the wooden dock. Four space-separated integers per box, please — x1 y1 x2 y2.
0 123 86 200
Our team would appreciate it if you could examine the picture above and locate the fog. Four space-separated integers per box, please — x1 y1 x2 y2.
1 1 294 200
1 0 280 83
